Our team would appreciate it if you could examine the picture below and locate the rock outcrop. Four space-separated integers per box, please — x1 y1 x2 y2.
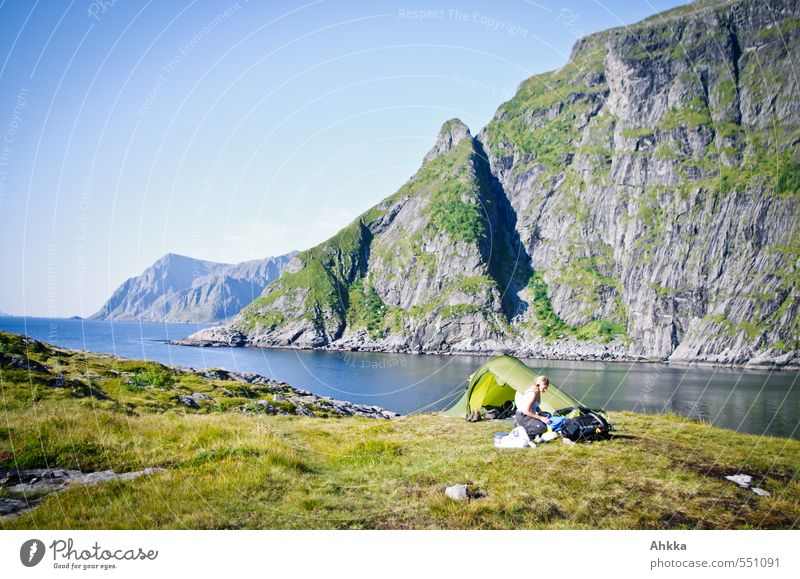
185 367 400 419
0 467 166 520
91 251 296 323
182 0 800 368
0 329 400 419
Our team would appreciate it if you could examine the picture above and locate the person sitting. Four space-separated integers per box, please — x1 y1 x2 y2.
514 375 551 438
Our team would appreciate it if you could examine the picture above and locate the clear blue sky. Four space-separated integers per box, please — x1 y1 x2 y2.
0 0 685 317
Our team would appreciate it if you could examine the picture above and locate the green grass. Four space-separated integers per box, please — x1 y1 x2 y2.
620 127 654 140
1 331 799 529
3 408 798 530
439 304 483 319
454 275 494 294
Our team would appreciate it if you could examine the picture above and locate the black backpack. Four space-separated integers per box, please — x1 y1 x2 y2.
560 410 612 442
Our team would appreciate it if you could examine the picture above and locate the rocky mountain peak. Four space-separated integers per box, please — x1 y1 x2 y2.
153 252 196 268
423 118 472 164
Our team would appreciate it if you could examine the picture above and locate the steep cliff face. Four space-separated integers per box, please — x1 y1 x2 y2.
479 0 800 365
91 252 296 323
185 0 800 367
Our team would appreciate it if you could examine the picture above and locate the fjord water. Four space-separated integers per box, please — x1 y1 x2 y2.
2 317 797 439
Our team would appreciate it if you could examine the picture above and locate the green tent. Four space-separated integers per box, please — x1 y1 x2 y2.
442 355 583 418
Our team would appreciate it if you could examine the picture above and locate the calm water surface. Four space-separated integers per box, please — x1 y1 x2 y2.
1 317 798 439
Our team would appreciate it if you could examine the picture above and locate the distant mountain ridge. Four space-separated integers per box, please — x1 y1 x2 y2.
91 252 296 323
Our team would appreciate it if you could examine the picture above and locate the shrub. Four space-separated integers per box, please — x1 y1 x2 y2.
346 279 388 338
128 367 175 390
429 198 484 244
776 160 800 196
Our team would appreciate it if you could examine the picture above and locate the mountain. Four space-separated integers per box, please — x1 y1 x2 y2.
91 252 296 323
183 0 800 367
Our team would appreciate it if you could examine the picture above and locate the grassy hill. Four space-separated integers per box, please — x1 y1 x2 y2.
1 330 798 529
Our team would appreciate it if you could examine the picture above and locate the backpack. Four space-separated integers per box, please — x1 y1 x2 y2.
483 400 516 420
561 410 612 442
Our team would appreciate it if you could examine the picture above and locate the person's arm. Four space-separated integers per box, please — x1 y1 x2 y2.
521 394 550 423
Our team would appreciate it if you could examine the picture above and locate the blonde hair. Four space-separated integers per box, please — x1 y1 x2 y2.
535 375 550 388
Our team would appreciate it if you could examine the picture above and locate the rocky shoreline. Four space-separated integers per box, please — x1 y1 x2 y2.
180 365 400 419
0 331 401 420
171 327 800 371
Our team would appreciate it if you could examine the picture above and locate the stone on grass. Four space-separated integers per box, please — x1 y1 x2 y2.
255 400 277 412
178 395 200 409
1 467 165 520
724 474 752 488
445 484 469 501
751 487 770 497
81 470 116 484
114 467 166 482
0 498 31 517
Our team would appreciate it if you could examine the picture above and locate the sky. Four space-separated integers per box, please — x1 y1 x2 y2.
0 0 686 317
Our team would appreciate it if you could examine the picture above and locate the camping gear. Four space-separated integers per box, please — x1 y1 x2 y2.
494 426 534 449
467 400 516 422
483 400 515 420
553 405 608 416
515 412 548 437
561 411 612 441
546 415 567 432
540 431 559 442
443 355 583 419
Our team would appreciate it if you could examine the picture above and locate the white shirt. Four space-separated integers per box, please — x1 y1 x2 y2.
515 388 540 415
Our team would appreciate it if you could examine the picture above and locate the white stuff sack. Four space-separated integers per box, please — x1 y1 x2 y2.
494 425 534 448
